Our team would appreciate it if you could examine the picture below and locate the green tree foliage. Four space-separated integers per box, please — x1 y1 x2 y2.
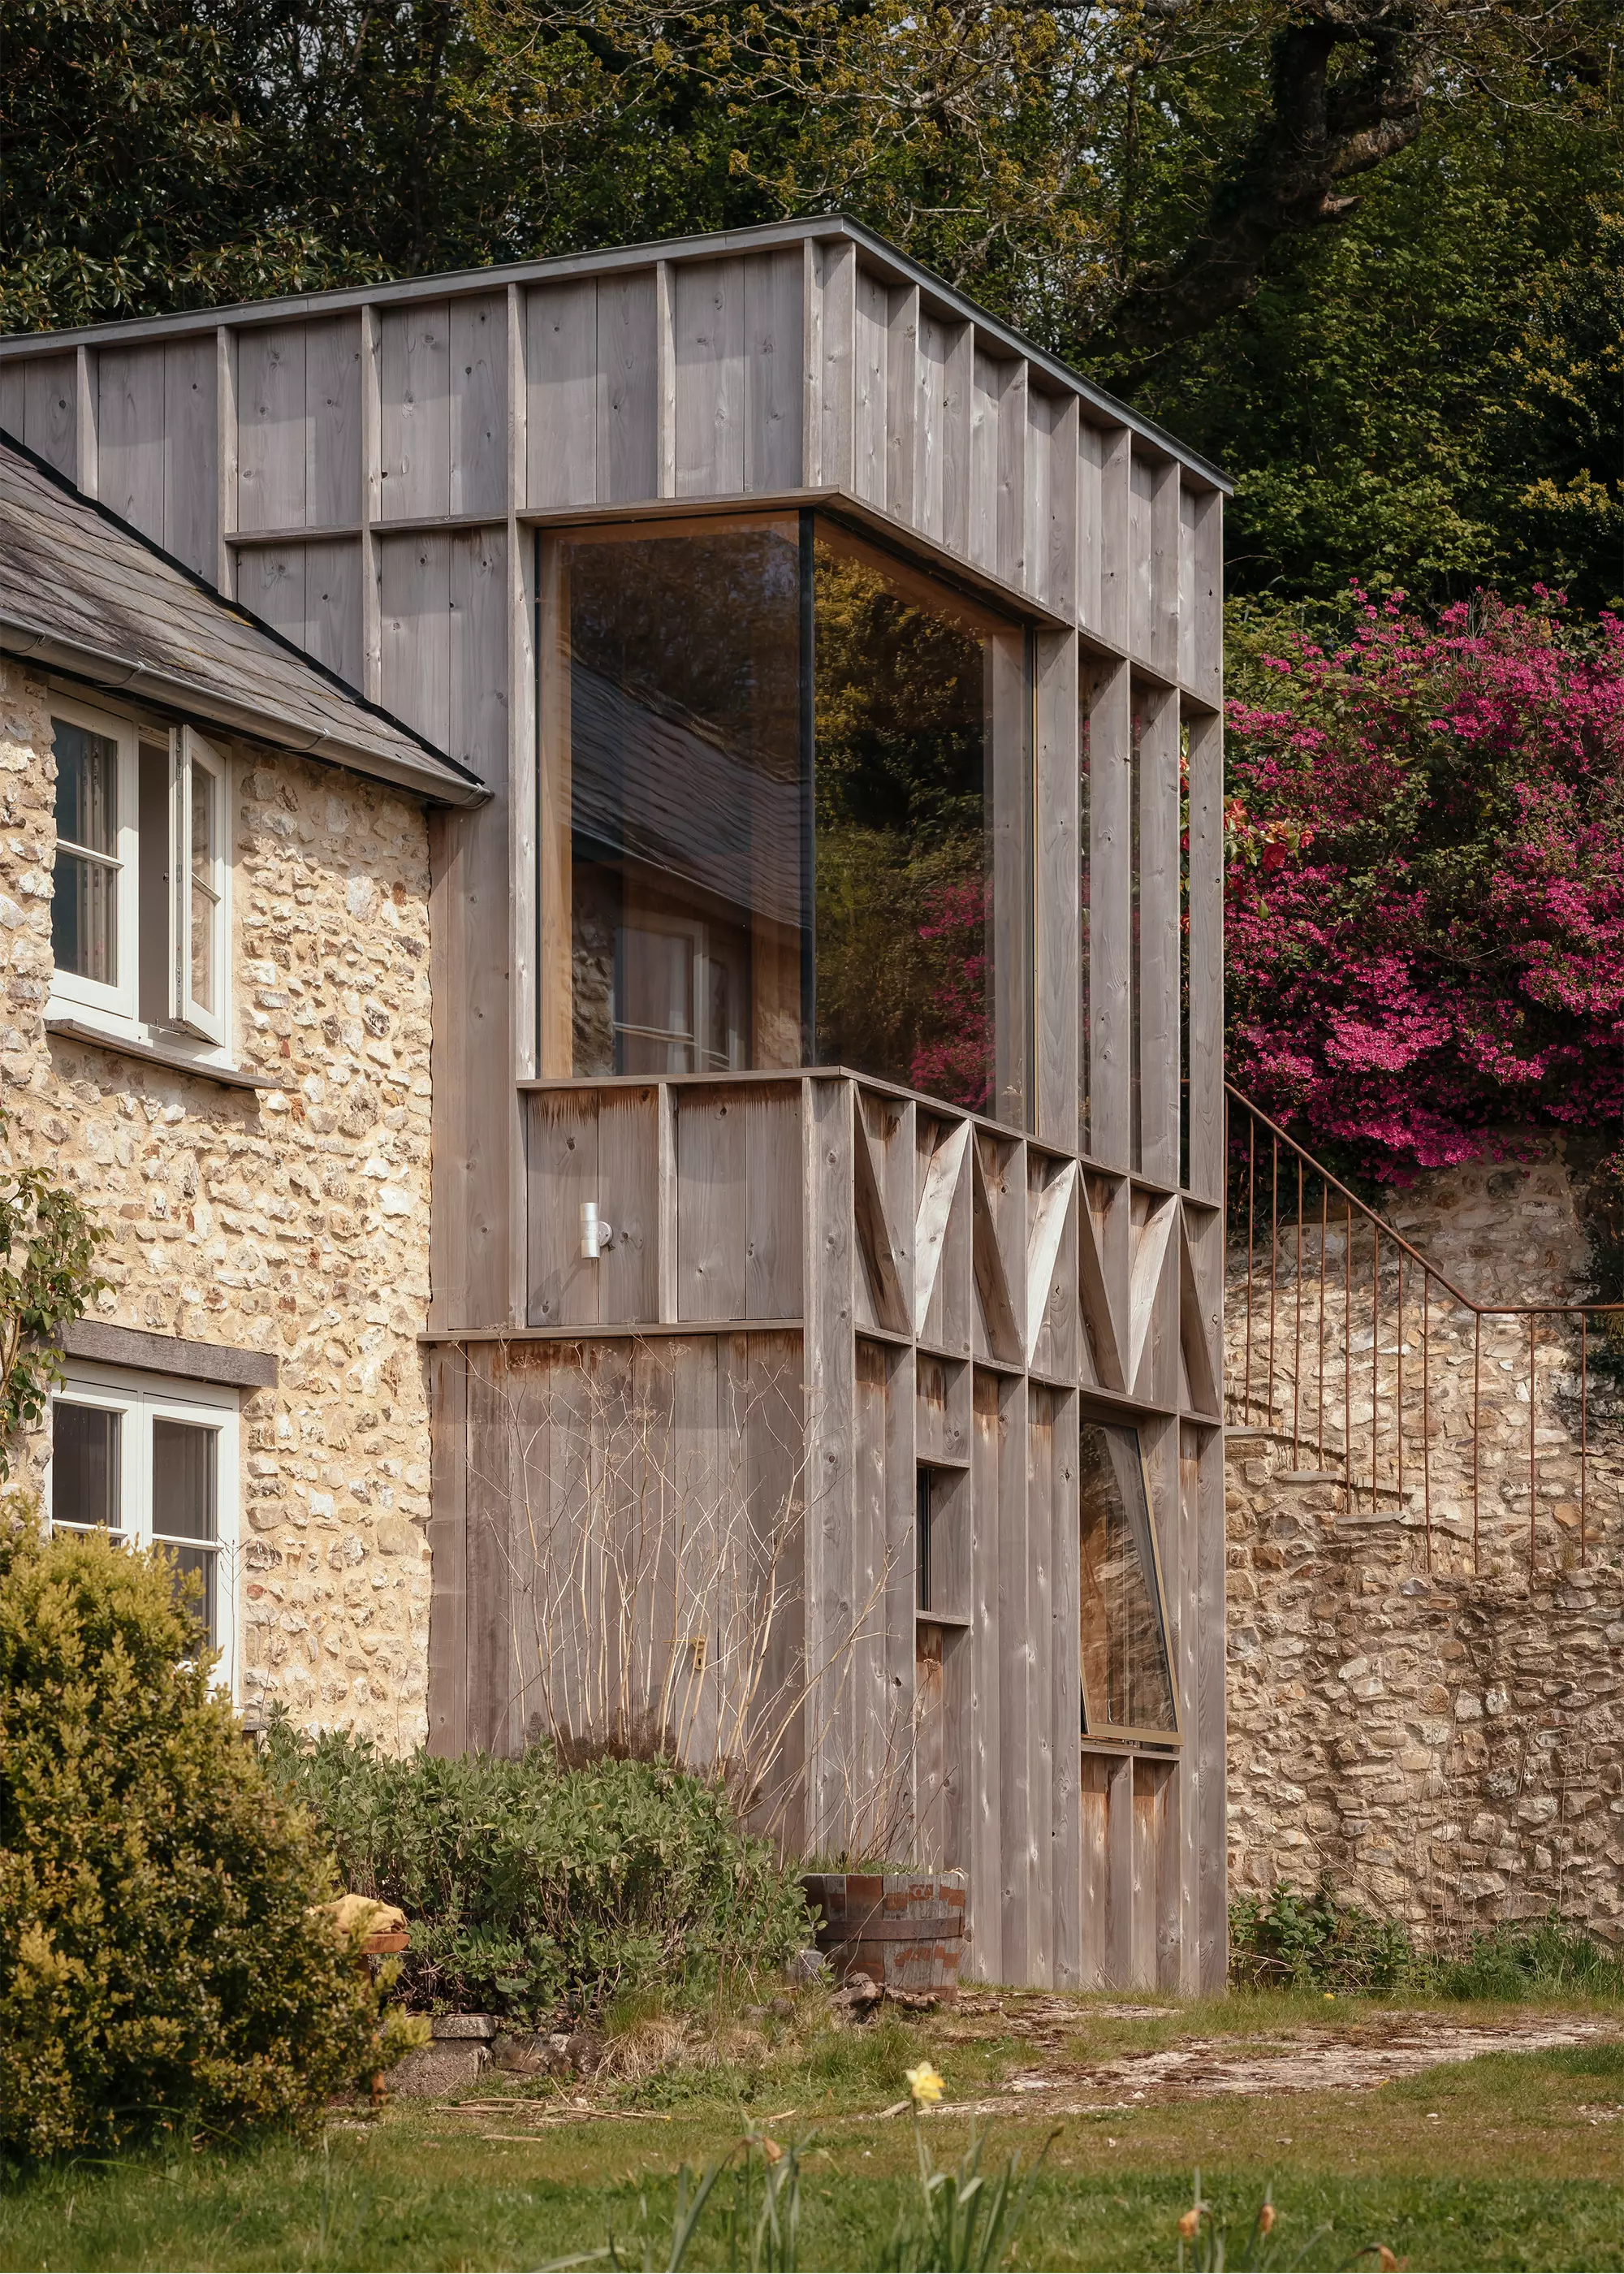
1145 96 1624 612
0 1109 107 1479
0 1522 412 2159
2 4 1619 611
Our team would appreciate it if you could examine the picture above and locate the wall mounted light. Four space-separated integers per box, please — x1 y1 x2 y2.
580 1200 613 1260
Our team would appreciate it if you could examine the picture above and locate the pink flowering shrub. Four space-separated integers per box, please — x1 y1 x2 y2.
1226 588 1624 1182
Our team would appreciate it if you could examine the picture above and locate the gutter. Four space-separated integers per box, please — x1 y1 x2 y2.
0 620 491 808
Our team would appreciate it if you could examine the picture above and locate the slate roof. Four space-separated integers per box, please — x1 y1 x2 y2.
0 434 485 806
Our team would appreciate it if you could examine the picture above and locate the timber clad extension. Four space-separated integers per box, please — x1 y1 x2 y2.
1 215 1228 1991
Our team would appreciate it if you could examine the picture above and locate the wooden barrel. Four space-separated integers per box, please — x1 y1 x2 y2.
802 1870 965 2000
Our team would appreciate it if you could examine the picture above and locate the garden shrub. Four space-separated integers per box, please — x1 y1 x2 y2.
1229 1881 1418 1991
261 1727 812 2024
1225 589 1624 1182
1231 1881 1624 1999
0 1520 413 2159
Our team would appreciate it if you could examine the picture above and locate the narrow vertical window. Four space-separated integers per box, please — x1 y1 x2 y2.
916 1468 934 1612
1078 1420 1177 1740
172 727 227 1044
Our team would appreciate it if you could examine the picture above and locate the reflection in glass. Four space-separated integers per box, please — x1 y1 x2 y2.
542 512 1024 1116
553 516 805 1078
153 1417 218 1646
189 760 218 1014
52 1402 122 1536
1078 1421 1176 1736
813 529 997 1111
52 717 119 984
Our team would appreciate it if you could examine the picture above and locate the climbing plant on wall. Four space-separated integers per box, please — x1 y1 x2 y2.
0 1110 107 1478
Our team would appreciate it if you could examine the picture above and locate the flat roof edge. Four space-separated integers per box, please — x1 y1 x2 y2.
0 214 1233 495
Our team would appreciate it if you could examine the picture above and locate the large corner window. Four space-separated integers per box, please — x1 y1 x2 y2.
49 697 231 1055
50 1368 239 1688
538 512 1030 1121
1078 1420 1177 1742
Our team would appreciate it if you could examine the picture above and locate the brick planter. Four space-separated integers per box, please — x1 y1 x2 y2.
802 1871 965 2000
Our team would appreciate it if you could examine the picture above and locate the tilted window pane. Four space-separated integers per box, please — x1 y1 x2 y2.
152 1417 218 1543
189 762 218 1014
189 879 215 1013
1078 1421 1177 1735
52 1402 122 1535
551 517 806 1078
812 528 1000 1113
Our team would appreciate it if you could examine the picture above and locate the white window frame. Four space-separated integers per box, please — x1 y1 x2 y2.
172 724 230 1045
46 695 233 1061
46 693 140 1024
46 1364 241 1699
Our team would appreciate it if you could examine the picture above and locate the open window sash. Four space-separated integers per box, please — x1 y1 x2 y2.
171 726 227 1044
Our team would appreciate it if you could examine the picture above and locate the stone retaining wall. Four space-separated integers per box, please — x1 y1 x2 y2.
1226 1135 1624 1939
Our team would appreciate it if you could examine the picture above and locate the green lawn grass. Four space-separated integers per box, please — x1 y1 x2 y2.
4 1998 1624 2271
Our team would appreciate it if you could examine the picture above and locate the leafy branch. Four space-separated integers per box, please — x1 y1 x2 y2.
0 1109 110 1479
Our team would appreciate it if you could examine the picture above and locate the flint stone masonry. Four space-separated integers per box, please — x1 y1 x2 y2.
0 659 434 1747
1227 1136 1624 1938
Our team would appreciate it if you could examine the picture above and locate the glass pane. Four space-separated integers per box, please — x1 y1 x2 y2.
52 849 119 985
190 757 214 872
813 527 999 1113
189 878 215 1014
151 1417 217 1542
54 718 118 854
1078 1422 1177 1735
188 759 217 1014
138 742 172 1026
165 1543 218 1650
52 1402 121 1533
553 517 806 1078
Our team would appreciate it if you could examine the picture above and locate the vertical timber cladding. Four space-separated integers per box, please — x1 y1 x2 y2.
0 216 1227 1991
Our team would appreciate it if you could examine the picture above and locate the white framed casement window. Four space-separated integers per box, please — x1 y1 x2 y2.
47 1364 240 1696
172 725 228 1044
47 697 232 1058
47 694 140 1023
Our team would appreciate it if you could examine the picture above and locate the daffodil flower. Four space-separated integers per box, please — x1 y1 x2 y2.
905 2060 945 2108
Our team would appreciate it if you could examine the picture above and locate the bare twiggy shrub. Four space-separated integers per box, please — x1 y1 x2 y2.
467 1337 909 1857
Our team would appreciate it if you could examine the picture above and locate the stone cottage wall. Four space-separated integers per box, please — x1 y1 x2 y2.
1226 1138 1624 1939
0 659 434 1747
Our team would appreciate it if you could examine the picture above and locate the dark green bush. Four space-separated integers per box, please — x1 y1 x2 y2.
1231 1881 1624 2000
0 1520 410 2160
1229 1881 1417 1992
261 1727 812 2025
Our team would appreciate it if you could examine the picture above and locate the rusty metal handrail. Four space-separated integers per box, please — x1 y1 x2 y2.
1225 1083 1624 1572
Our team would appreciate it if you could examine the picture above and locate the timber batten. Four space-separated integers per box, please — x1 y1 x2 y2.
3 214 1227 1992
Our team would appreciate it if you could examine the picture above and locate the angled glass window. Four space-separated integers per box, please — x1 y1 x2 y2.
813 526 1012 1116
1078 1420 1177 1740
538 511 1030 1120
